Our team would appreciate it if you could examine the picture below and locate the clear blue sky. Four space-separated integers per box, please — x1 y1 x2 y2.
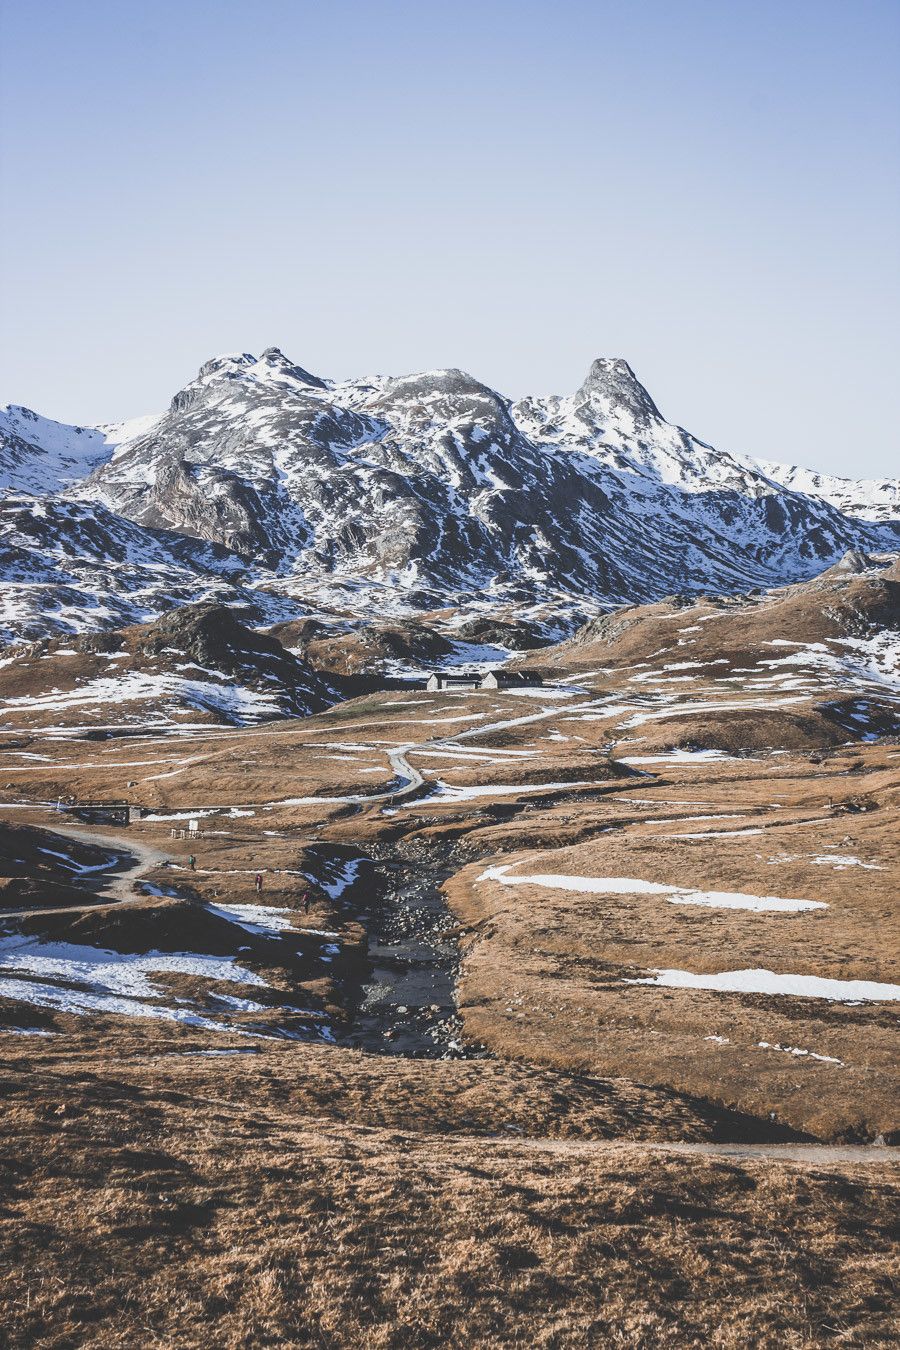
1 0 897 476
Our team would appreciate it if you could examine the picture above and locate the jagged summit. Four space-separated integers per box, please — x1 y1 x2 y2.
197 352 256 379
256 347 329 388
192 348 327 390
575 357 662 423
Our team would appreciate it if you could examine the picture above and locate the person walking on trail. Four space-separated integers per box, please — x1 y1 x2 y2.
255 872 263 895
188 855 196 872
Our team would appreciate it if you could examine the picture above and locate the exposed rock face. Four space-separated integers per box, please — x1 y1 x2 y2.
1 348 898 642
270 618 457 677
0 493 257 643
452 616 546 651
753 460 900 524
0 603 334 729
820 549 874 577
132 603 328 697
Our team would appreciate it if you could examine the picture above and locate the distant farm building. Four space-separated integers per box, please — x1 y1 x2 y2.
479 670 544 690
426 672 482 691
63 801 143 826
426 670 544 692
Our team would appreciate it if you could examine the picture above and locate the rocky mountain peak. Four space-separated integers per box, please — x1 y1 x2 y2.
369 368 514 431
182 350 329 404
817 549 875 579
575 357 662 423
836 549 873 572
169 349 314 416
256 347 328 389
197 352 257 381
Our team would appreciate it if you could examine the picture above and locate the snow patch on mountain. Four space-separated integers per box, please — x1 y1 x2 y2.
0 404 162 495
747 458 899 524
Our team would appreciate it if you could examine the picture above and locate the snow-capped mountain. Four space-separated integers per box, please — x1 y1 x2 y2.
751 459 900 524
0 493 262 643
0 404 160 495
1 348 897 643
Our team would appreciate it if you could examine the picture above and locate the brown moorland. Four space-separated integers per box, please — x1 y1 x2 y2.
1 1041 898 1349
0 570 897 1346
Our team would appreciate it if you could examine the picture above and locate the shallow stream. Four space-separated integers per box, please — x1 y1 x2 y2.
340 840 483 1059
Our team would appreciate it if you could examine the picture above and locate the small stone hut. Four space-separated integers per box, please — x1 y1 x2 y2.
426 672 482 691
479 670 544 690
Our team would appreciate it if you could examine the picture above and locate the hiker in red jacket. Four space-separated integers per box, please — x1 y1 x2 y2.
254 872 263 895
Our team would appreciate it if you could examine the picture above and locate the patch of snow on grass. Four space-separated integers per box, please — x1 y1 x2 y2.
477 865 825 912
0 976 257 1031
757 1040 844 1065
0 936 267 999
313 858 360 900
208 904 296 935
767 853 884 870
0 1025 56 1036
627 968 900 1001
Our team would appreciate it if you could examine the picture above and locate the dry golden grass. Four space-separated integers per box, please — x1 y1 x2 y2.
0 1025 786 1142
0 604 898 1345
1 1052 898 1349
444 748 899 1142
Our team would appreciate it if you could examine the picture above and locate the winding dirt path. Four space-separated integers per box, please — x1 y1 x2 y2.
482 1137 899 1167
0 824 169 919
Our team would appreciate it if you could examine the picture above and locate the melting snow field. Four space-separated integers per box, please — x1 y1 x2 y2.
311 857 361 900
0 671 284 724
0 936 267 997
619 750 741 766
0 935 270 1030
0 976 256 1032
477 865 826 912
207 904 296 935
627 969 900 1002
404 779 589 806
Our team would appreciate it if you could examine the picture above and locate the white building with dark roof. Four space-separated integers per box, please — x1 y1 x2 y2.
479 670 543 689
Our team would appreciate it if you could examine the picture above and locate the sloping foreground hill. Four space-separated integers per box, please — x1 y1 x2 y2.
0 598 896 1344
1 1041 897 1349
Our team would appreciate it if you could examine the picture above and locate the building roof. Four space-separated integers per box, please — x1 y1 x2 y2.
483 669 543 683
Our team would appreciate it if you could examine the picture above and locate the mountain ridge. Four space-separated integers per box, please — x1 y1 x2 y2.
1 351 897 644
